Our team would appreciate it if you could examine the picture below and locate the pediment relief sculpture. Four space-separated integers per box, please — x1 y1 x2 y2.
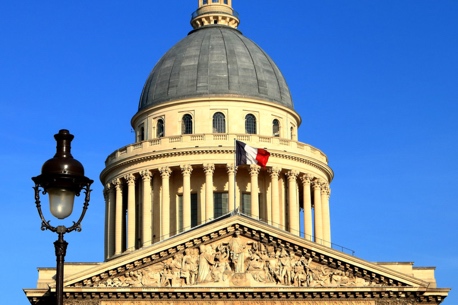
91 232 379 289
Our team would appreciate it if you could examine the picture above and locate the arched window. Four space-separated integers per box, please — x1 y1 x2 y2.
157 119 164 138
245 114 257 134
137 125 145 142
273 119 280 137
213 112 226 133
182 114 193 134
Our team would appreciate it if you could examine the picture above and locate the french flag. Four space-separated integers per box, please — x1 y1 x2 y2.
236 140 270 167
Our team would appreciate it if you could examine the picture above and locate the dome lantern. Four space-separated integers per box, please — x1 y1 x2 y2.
191 0 240 29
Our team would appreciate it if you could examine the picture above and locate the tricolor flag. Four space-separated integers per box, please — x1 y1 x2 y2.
235 140 270 167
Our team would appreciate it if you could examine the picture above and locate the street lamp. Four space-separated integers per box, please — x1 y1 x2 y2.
32 129 93 305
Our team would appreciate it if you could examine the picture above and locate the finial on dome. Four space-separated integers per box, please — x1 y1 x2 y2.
191 0 240 29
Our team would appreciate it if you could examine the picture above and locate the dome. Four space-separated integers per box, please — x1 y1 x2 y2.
138 25 293 111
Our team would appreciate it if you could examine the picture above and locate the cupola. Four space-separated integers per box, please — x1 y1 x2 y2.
191 0 240 29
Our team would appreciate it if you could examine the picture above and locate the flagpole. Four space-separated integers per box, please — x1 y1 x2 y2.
233 138 237 214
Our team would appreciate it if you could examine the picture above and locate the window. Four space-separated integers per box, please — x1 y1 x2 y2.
273 119 280 137
178 193 199 232
245 114 257 134
290 126 294 140
182 114 193 134
224 0 228 4
203 0 208 4
157 119 164 138
212 112 226 133
212 0 219 3
191 194 198 227
241 193 251 215
213 192 228 218
137 124 145 142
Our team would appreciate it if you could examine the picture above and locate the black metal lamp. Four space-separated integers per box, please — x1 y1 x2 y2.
32 129 93 305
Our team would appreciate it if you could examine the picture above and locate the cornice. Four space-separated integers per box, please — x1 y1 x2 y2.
63 215 425 289
100 148 334 183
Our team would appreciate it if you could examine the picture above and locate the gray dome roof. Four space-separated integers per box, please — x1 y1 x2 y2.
138 26 293 111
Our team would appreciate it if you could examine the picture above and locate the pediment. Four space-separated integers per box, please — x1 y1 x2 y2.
63 215 429 291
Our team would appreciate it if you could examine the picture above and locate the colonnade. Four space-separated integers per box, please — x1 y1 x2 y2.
103 164 331 260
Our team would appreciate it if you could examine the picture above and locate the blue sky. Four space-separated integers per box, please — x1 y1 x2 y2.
1 1 457 304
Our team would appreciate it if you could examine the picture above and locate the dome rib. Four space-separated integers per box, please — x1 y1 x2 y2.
138 26 293 111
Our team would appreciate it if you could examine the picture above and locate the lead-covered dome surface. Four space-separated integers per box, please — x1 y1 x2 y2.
138 26 293 111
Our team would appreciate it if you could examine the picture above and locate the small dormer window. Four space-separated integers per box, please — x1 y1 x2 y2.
182 114 193 134
273 119 280 137
245 114 257 134
157 119 164 138
213 112 226 133
137 125 145 142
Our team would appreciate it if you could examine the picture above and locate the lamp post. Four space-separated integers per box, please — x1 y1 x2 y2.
32 129 93 305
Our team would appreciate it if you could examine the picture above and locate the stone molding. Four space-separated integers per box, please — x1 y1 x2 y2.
101 147 333 183
70 223 411 290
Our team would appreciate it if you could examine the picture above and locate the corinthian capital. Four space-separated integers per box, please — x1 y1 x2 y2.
112 178 123 191
203 163 215 175
286 170 298 181
312 178 322 190
159 166 172 178
124 174 136 185
140 170 152 180
268 167 281 178
226 163 237 175
249 164 261 176
180 164 193 176
321 182 331 196
300 173 312 185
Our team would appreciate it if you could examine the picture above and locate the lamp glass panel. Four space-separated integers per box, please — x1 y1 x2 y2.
48 188 76 219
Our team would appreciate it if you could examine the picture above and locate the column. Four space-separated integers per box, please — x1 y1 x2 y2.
301 174 313 241
203 164 215 221
159 167 172 240
249 164 260 219
268 167 281 227
287 170 299 235
312 179 323 244
105 184 116 259
321 183 331 247
103 185 108 259
181 164 193 231
114 179 123 255
140 170 152 247
227 164 237 212
125 174 136 251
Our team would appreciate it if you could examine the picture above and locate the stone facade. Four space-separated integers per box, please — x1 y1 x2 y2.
24 1 449 304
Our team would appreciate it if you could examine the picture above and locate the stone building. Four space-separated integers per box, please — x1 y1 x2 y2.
24 1 449 304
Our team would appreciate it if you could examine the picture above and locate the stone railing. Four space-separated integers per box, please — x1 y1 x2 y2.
105 134 328 166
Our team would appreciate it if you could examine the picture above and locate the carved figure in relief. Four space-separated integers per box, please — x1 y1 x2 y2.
211 243 232 282
197 244 216 283
293 256 311 287
90 234 383 289
227 231 248 273
279 248 294 285
140 264 162 287
245 246 267 282
266 249 281 283
181 248 198 285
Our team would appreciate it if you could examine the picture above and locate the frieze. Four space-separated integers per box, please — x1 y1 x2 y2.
92 232 378 289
